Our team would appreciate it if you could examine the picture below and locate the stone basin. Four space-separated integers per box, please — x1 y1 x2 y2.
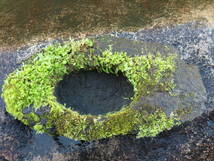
0 22 214 161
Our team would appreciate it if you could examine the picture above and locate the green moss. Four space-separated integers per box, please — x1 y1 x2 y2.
2 38 179 141
137 109 180 138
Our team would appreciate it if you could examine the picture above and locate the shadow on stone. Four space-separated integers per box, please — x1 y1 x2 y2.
55 70 134 115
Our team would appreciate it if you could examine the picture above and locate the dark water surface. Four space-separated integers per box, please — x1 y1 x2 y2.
0 0 211 50
55 70 134 115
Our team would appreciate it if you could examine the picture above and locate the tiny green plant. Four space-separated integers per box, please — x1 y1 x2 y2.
2 38 179 141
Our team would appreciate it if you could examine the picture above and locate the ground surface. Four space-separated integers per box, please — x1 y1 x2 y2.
1 21 214 161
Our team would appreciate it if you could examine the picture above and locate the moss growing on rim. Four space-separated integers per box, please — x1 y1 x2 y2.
2 39 179 141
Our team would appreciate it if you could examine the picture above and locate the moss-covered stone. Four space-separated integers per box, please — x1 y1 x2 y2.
2 38 178 141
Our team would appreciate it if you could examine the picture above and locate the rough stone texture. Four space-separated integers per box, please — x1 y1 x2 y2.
140 62 207 121
0 22 214 161
69 111 214 161
111 22 214 110
94 35 207 121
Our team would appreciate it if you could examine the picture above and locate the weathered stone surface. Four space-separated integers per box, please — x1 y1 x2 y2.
112 22 214 110
94 35 207 121
22 105 34 114
35 106 51 116
48 111 214 161
140 62 207 121
94 35 178 57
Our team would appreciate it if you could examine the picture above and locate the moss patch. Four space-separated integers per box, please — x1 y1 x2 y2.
2 39 179 141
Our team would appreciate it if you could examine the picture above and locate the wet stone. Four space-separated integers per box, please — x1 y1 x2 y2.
0 22 214 161
22 105 34 114
139 62 207 121
0 156 9 161
94 35 207 122
211 30 214 42
55 70 134 115
40 118 47 126
35 106 51 116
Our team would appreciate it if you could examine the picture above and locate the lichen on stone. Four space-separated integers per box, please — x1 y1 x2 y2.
2 38 179 141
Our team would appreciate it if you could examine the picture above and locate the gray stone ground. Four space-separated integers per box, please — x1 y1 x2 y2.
0 21 214 161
